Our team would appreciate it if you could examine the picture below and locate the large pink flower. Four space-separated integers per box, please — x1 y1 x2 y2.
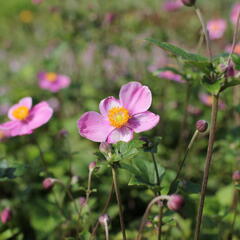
38 72 71 92
77 82 160 143
207 19 227 40
231 3 240 25
1 97 53 137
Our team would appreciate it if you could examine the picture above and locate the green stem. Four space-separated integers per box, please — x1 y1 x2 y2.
194 94 219 240
111 167 127 240
168 130 200 194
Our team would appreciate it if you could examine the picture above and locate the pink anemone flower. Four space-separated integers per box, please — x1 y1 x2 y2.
77 82 160 143
38 72 71 92
199 93 226 110
231 3 240 25
1 97 53 137
207 19 227 40
158 70 186 83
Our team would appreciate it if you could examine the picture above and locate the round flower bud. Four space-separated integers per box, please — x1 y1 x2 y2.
0 208 11 224
167 194 184 211
42 178 56 189
196 120 208 133
232 170 240 182
88 161 96 172
99 214 109 225
99 142 111 154
181 0 196 7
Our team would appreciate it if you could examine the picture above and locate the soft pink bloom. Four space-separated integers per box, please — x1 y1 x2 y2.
77 82 160 143
207 19 227 40
231 3 240 25
158 70 186 83
38 72 71 92
163 0 183 11
1 97 53 137
0 208 11 224
199 93 226 110
232 170 240 182
47 97 60 112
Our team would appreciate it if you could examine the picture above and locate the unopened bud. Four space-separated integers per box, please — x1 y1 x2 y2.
42 178 56 189
181 0 196 7
196 120 208 133
58 129 69 138
79 197 86 206
88 161 96 172
99 142 111 154
232 170 240 182
167 194 184 211
0 208 11 224
99 214 109 225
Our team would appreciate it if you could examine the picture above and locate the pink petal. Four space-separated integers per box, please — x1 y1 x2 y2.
127 111 160 133
57 75 71 88
78 111 114 142
99 96 121 117
8 97 32 120
119 82 152 115
107 126 133 143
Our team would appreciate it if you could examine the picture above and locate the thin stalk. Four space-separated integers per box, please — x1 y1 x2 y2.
86 170 93 204
90 182 114 240
103 221 110 240
168 130 200 194
111 167 127 240
194 6 213 61
136 195 170 240
194 94 219 240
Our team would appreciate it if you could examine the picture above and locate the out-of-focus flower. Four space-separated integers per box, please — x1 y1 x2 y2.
79 197 86 206
199 93 226 110
81 43 97 68
167 194 184 211
230 3 240 25
32 0 44 4
158 70 186 83
78 82 160 143
103 12 117 26
0 103 10 116
0 208 11 224
42 178 56 189
0 125 10 141
207 19 227 40
38 72 71 92
19 10 33 23
47 97 60 112
163 0 183 12
181 0 196 7
225 43 240 55
187 105 202 115
232 170 240 182
0 97 53 137
148 47 168 73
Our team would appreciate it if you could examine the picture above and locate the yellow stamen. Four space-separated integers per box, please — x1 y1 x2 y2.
108 107 131 128
12 106 29 120
46 72 57 82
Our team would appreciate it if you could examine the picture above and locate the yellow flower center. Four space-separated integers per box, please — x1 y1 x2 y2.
12 106 29 120
108 107 131 128
46 72 57 82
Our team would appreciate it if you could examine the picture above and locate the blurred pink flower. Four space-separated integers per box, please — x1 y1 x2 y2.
42 178 56 189
199 93 226 110
230 3 240 25
0 208 11 224
187 105 202 115
78 82 160 143
207 19 227 40
163 0 183 11
158 70 186 83
225 43 240 55
0 97 53 137
47 97 60 112
38 72 71 92
32 0 44 4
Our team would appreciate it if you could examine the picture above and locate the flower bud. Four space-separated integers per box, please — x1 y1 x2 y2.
88 161 96 172
58 129 69 138
196 120 208 133
99 142 111 154
167 194 184 211
99 214 109 225
1 208 11 224
232 170 240 182
42 178 56 189
181 0 196 7
79 197 86 206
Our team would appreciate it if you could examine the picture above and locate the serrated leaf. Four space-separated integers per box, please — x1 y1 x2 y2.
146 39 208 62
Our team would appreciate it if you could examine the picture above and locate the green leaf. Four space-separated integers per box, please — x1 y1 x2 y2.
220 79 240 92
0 167 16 179
232 54 240 70
184 60 213 74
146 39 208 62
201 75 222 94
153 67 183 77
235 183 240 190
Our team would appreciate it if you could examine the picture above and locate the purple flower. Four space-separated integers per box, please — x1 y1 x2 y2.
207 19 227 40
0 208 11 224
77 82 160 143
1 97 53 137
231 3 240 25
38 72 71 92
158 70 186 83
163 0 183 12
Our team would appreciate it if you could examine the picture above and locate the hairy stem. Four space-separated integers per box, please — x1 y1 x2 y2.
112 167 127 240
194 94 219 240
